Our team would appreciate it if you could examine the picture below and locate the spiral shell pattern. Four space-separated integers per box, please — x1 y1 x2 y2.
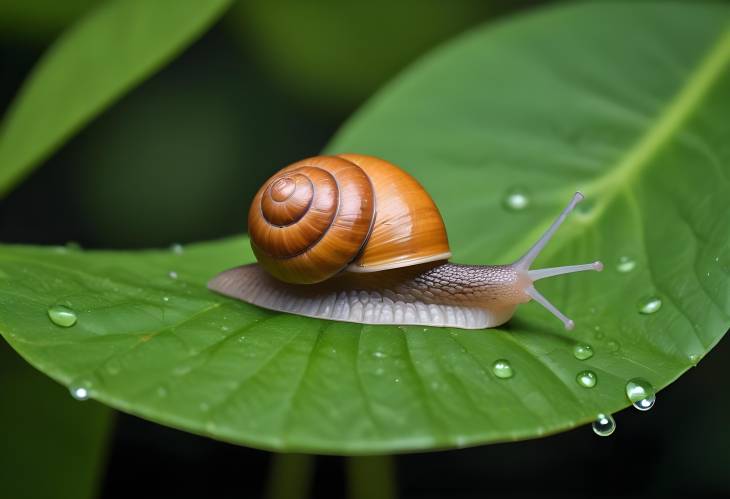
248 156 375 284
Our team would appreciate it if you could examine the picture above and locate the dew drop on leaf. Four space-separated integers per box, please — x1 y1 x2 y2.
606 340 620 353
492 359 514 379
47 305 77 327
576 370 597 388
625 377 656 411
104 360 121 375
168 271 179 279
616 256 636 273
637 296 662 314
572 344 594 360
592 413 615 437
501 186 530 211
69 379 92 401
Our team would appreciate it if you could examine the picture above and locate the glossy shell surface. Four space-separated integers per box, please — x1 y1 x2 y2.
248 154 451 283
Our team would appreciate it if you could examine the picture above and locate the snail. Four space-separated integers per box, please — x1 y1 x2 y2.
208 154 603 330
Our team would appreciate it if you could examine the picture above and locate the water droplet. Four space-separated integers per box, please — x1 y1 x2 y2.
199 402 210 412
394 377 401 383
576 370 597 388
625 377 656 411
47 305 77 327
606 340 620 353
638 296 662 315
163 296 170 302
69 379 92 400
170 243 184 254
168 271 179 279
592 413 615 437
573 344 594 360
502 187 530 211
492 359 514 379
616 256 636 273
104 360 121 375
688 353 700 365
372 351 387 359
156 386 168 398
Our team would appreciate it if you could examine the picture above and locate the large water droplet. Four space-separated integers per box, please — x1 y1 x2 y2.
592 413 615 436
625 377 656 411
492 359 514 379
576 370 597 388
573 344 594 360
637 296 662 315
502 187 530 211
69 379 92 401
616 256 636 273
48 305 77 327
170 243 184 254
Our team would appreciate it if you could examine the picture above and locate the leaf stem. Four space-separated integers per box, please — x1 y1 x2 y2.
265 453 314 499
346 455 397 499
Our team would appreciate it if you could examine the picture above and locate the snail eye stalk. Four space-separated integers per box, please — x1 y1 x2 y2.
513 192 603 330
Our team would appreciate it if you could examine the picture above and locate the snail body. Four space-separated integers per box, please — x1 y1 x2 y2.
209 154 602 330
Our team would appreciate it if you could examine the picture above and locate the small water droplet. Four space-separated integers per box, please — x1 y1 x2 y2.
374 367 385 376
105 360 121 375
69 379 92 401
163 296 170 302
372 351 387 359
156 386 168 398
168 271 179 280
625 377 656 411
688 353 700 365
592 413 615 437
492 359 514 379
200 402 210 412
221 325 230 332
170 243 184 254
394 377 401 383
502 187 530 211
573 344 593 360
638 296 662 315
606 340 620 353
576 370 597 388
48 305 77 327
616 256 636 273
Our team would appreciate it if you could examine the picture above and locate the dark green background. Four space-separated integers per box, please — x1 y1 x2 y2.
1 1 728 497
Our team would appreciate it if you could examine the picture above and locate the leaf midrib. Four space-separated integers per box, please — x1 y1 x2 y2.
498 24 730 266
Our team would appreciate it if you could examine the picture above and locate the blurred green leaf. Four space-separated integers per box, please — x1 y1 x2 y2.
0 0 232 198
0 340 112 499
228 0 494 111
0 2 729 455
0 0 96 43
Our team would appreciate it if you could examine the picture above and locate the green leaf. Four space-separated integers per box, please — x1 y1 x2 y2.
0 340 113 499
1 2 730 454
0 0 232 197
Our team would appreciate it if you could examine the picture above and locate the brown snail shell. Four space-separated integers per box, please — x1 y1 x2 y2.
248 154 451 284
